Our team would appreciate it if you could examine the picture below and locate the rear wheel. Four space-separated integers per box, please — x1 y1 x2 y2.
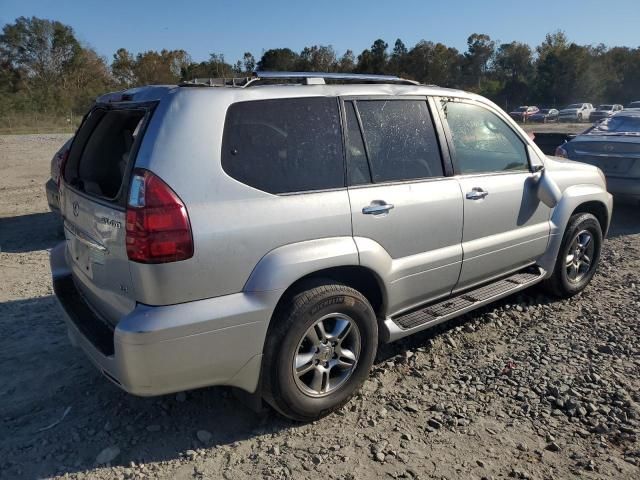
544 213 602 298
262 283 378 421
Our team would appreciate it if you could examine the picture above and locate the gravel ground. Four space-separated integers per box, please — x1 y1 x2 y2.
0 134 639 480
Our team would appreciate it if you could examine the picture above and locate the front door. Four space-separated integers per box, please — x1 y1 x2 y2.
343 97 464 315
437 98 551 291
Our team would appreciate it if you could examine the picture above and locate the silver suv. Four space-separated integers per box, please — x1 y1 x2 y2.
51 72 612 421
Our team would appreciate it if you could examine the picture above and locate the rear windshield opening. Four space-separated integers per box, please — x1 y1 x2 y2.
65 108 145 201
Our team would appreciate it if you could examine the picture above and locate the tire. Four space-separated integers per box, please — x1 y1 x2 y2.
577 113 583 122
262 283 378 421
543 213 602 298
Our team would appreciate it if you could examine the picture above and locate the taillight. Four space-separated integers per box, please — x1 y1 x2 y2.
57 149 69 189
125 169 194 264
555 145 568 158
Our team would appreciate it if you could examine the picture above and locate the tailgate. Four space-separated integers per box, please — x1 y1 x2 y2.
62 190 134 325
60 104 153 325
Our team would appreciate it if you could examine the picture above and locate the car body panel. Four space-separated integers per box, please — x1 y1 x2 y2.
561 112 640 199
455 172 551 290
60 187 136 326
348 179 464 315
45 137 73 212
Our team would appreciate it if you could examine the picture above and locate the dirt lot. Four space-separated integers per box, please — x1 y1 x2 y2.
520 123 588 135
1 134 639 480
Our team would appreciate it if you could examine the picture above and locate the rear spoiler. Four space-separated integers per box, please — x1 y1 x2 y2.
95 85 175 104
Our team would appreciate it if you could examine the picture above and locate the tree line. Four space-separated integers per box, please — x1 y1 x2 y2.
2 16 640 121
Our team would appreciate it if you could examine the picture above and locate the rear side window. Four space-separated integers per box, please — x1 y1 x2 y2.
356 100 444 183
65 108 145 200
222 98 344 194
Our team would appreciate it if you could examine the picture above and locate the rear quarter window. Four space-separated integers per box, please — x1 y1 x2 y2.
221 97 345 194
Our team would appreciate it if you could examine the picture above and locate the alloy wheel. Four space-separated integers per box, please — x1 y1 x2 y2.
565 229 595 283
292 313 361 398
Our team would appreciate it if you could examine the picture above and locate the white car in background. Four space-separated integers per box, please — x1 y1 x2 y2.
558 103 594 122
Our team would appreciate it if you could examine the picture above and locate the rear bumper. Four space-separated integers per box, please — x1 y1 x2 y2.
45 178 60 212
50 242 282 395
606 177 640 200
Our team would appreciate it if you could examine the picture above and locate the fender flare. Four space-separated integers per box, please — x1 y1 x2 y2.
243 236 361 292
537 184 612 276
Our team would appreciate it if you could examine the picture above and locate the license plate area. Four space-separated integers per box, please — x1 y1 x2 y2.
64 223 107 280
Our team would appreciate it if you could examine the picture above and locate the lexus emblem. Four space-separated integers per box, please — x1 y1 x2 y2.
72 201 79 217
604 145 614 152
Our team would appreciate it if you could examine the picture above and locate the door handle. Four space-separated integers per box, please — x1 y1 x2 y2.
362 201 394 215
466 188 489 200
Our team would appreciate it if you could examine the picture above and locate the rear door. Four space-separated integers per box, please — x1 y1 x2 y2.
344 97 464 315
61 104 152 325
436 98 551 291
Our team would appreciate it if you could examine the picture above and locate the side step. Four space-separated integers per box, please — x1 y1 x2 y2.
384 268 545 342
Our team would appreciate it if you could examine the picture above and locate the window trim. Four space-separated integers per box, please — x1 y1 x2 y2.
434 96 535 177
220 96 347 196
340 95 450 187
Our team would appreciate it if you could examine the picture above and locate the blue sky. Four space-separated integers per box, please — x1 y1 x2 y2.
2 0 639 64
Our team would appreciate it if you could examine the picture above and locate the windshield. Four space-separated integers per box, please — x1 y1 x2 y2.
629 102 640 108
515 107 527 112
539 109 550 114
589 116 640 134
598 105 613 110
566 104 582 109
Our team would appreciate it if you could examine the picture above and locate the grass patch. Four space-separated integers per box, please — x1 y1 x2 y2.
0 112 79 135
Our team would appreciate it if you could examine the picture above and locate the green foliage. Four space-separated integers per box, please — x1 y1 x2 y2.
0 16 112 117
2 15 640 131
256 48 298 71
356 39 389 74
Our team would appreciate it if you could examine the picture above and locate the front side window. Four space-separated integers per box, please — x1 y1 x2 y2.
443 101 529 174
356 100 444 183
222 97 344 194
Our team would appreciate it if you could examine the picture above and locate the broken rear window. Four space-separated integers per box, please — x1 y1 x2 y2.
65 108 145 201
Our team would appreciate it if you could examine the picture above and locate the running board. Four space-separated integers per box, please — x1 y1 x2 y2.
383 268 545 342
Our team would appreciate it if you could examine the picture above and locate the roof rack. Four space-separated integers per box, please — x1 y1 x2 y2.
181 71 420 88
181 76 253 87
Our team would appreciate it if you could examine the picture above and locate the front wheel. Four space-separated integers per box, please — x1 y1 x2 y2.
543 213 603 298
262 283 378 421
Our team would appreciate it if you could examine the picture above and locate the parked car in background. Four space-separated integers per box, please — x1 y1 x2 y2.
45 137 73 212
589 104 623 122
556 110 640 202
627 101 640 110
529 108 559 123
558 103 594 122
509 105 539 122
50 72 612 421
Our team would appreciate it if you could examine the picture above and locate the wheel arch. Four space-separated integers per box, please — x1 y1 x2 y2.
243 236 389 336
571 200 609 235
537 184 612 277
269 265 387 323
